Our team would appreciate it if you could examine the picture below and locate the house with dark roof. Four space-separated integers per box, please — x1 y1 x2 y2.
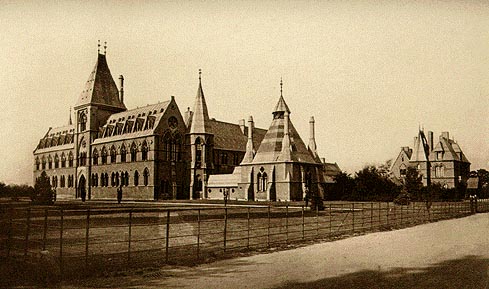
390 130 470 189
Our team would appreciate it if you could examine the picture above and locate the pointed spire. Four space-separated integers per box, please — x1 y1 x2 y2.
308 116 318 158
68 107 73 125
280 77 283 97
242 116 255 164
190 69 210 134
273 79 291 116
279 111 292 161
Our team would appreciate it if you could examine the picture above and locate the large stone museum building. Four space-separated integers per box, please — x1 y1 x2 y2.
33 49 340 201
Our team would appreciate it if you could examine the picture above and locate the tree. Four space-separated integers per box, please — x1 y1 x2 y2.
330 172 355 200
354 166 400 201
32 171 55 205
404 167 423 201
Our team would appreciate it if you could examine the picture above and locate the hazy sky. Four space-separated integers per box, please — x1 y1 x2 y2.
1 0 488 185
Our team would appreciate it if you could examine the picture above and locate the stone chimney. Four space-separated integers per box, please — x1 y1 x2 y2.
118 75 124 104
308 116 318 157
184 107 193 128
239 119 246 134
321 157 326 163
242 116 255 163
427 131 434 151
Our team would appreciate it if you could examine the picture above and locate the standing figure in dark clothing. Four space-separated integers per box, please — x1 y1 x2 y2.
117 185 123 204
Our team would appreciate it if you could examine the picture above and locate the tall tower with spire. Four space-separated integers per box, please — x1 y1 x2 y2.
72 42 127 199
188 70 214 199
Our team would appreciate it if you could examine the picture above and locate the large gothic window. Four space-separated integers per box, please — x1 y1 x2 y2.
130 143 137 162
110 146 117 163
257 168 268 191
92 149 98 165
79 111 87 132
68 152 74 167
141 141 148 161
163 132 171 161
101 147 108 164
120 144 127 162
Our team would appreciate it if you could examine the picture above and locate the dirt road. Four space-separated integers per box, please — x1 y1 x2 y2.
68 213 489 289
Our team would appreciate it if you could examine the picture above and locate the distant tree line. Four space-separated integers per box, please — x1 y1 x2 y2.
326 165 489 202
0 182 34 200
1 171 55 204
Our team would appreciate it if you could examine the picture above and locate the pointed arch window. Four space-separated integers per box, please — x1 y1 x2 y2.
61 153 66 168
110 146 117 163
143 168 149 186
54 154 59 168
92 149 99 165
79 111 87 132
41 156 46 170
195 138 202 168
48 155 53 169
141 141 148 161
35 157 40 171
115 172 120 187
79 152 87 166
134 170 139 186
257 167 267 191
101 147 108 164
120 144 127 162
130 143 137 162
60 175 65 188
124 171 129 186
111 172 116 187
163 132 171 161
68 152 74 167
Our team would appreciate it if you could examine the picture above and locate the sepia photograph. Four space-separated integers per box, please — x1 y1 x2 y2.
0 1 488 288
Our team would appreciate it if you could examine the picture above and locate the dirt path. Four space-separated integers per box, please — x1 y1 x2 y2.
66 213 489 289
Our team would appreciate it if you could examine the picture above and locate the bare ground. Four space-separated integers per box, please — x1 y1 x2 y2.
62 212 489 289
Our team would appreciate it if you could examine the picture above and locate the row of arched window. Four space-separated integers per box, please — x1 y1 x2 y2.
90 169 150 187
35 152 74 171
92 142 149 166
48 174 74 188
434 165 445 178
257 171 268 192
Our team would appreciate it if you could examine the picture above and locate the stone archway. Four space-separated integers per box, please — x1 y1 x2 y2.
78 175 86 201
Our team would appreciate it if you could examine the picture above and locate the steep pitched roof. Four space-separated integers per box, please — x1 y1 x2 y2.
410 132 428 162
253 97 318 164
75 53 126 110
34 125 75 153
190 79 211 134
431 136 470 163
93 101 170 144
207 119 266 152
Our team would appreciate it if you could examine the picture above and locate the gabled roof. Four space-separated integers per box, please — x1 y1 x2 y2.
93 100 171 144
430 136 470 163
207 119 267 152
75 53 126 110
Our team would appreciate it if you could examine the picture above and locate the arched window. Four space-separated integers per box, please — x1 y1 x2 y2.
54 154 59 168
195 174 203 191
130 143 137 162
143 168 149 186
115 172 120 187
174 133 182 161
134 170 139 186
120 144 127 162
163 132 171 161
60 175 65 188
195 138 202 168
92 149 99 165
41 156 46 170
61 153 66 168
79 152 87 166
111 172 116 187
101 147 108 164
68 152 74 167
79 111 87 132
35 157 40 171
110 146 117 163
124 171 129 186
257 167 267 191
48 155 52 169
141 141 148 161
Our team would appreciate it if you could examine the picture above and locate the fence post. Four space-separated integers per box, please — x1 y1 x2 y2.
386 202 390 227
400 205 403 227
85 208 90 267
197 209 201 258
59 209 64 277
301 205 305 240
267 205 271 248
165 210 170 263
127 209 132 264
370 202 373 230
378 202 381 229
316 203 319 237
351 203 355 233
285 204 289 244
7 207 12 258
43 208 48 251
247 207 250 250
224 207 228 252
24 207 31 261
329 203 332 235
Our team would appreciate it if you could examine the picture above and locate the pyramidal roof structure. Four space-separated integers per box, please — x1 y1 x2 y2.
75 53 126 110
252 92 318 164
190 72 211 134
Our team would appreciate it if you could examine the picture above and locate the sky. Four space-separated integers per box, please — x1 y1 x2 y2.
0 0 488 185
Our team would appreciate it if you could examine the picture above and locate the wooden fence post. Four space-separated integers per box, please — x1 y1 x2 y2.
285 204 289 244
24 207 31 261
7 207 12 258
370 202 373 230
165 210 170 263
247 207 250 250
59 209 64 277
85 208 90 267
316 204 319 237
127 209 132 263
386 202 390 227
352 203 355 233
224 207 228 252
197 208 201 258
301 205 305 240
267 205 271 248
43 208 48 251
329 203 332 235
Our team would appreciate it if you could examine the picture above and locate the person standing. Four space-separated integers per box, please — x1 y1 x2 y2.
117 185 123 204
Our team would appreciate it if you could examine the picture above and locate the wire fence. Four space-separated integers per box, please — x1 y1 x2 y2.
0 199 487 279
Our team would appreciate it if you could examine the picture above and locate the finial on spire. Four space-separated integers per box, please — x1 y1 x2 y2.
199 69 202 83
280 77 283 97
97 40 101 54
104 41 107 55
